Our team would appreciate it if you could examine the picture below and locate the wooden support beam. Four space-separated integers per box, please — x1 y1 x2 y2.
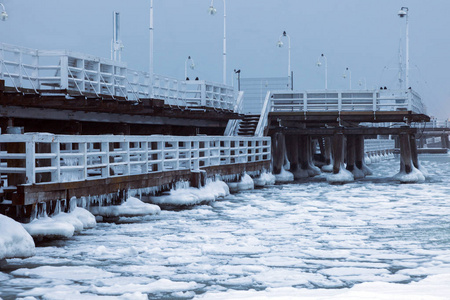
332 132 344 174
285 135 299 173
410 135 419 169
399 133 413 174
355 135 364 170
346 135 356 172
271 132 285 175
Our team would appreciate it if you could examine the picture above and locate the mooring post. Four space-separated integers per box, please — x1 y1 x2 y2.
332 132 344 174
285 134 299 173
355 135 364 170
346 135 356 172
399 132 413 174
190 170 207 189
271 132 285 174
410 135 419 169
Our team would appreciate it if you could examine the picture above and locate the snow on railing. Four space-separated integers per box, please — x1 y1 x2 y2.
0 134 271 186
269 89 426 114
224 91 245 136
0 43 237 111
254 91 272 137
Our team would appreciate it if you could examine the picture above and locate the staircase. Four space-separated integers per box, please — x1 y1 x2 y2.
237 114 260 136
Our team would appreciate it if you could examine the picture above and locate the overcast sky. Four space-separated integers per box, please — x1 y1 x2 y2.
1 0 449 119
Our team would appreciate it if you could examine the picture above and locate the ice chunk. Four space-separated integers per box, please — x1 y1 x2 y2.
0 214 35 259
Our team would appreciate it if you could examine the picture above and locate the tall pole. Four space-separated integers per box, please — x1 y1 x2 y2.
278 31 291 90
149 0 154 98
222 0 227 85
318 54 328 89
399 7 409 90
405 9 409 89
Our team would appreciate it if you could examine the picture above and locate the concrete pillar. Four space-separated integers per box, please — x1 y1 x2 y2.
355 135 364 170
410 135 419 169
399 132 413 174
272 132 285 175
285 135 299 173
332 133 344 174
346 135 356 172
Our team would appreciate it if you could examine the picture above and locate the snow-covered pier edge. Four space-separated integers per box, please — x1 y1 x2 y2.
0 133 272 258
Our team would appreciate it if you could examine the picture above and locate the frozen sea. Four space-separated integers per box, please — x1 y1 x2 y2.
1 154 450 299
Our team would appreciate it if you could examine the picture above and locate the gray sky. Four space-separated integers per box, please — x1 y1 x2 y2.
1 0 449 119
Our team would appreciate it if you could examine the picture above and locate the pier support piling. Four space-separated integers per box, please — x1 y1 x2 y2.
399 132 413 174
332 133 345 174
272 132 285 175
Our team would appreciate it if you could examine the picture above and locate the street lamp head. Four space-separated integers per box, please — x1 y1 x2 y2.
317 60 322 67
0 2 7 21
398 7 408 18
0 10 7 21
277 40 284 48
208 5 217 15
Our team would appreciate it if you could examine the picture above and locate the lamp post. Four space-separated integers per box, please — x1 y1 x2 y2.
149 0 154 97
234 69 241 91
185 56 195 80
342 67 352 89
317 53 328 89
208 0 227 85
398 7 409 89
277 31 291 90
0 3 8 21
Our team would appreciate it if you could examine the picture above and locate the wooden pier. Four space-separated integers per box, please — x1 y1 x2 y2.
253 90 430 181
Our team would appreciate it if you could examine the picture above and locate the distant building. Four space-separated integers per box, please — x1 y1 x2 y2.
240 77 290 114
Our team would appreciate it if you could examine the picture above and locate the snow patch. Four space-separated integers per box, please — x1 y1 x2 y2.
253 172 276 187
0 214 35 259
327 165 354 183
149 180 229 206
90 197 161 217
393 166 426 183
228 174 254 193
275 168 294 183
22 217 75 240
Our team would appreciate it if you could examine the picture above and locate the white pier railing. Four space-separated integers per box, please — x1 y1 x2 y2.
364 139 395 153
0 134 271 185
0 43 235 111
269 90 426 114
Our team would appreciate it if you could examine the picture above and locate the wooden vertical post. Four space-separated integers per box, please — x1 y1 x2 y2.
271 132 285 175
346 135 356 172
285 135 299 173
355 135 364 170
410 135 419 169
298 135 308 171
324 137 332 165
399 132 413 174
332 132 344 174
